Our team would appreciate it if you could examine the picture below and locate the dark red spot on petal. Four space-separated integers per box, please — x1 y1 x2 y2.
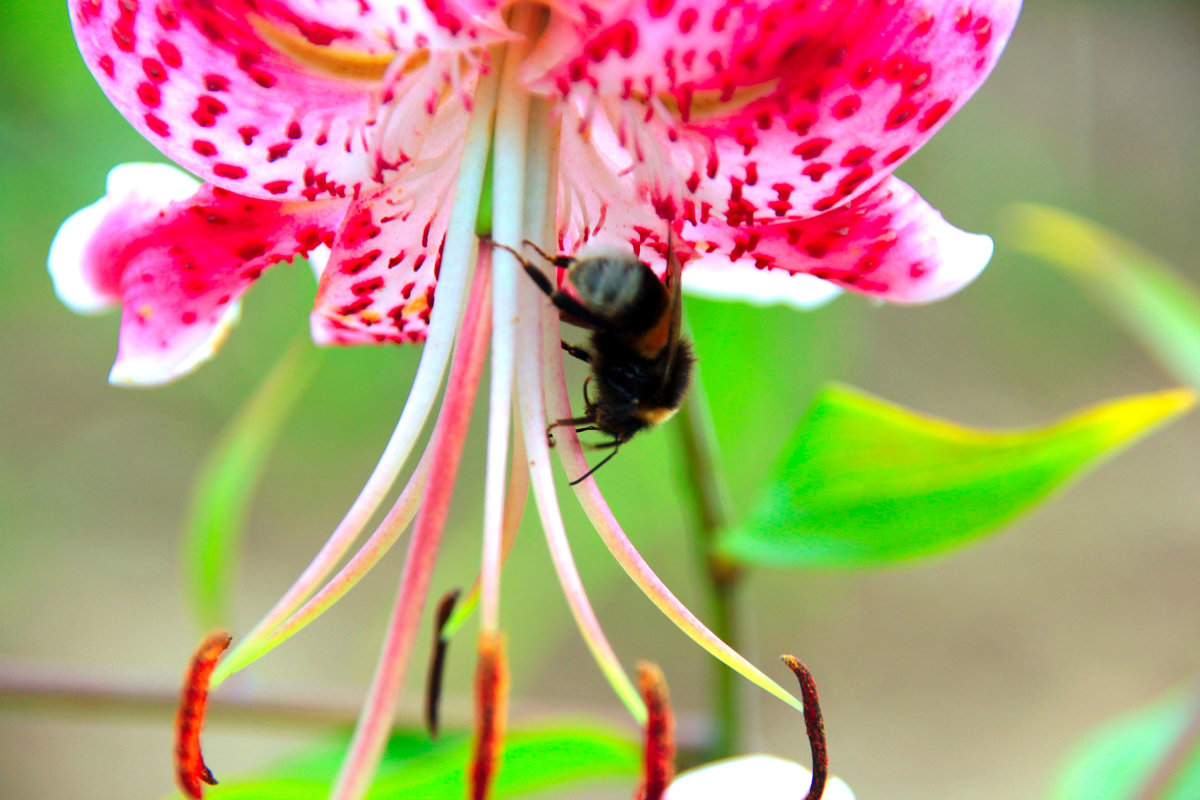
192 139 217 156
352 276 385 296
886 100 917 129
918 99 953 132
145 113 170 136
842 146 874 167
157 39 182 68
204 73 230 91
213 163 247 179
263 180 291 195
143 57 167 83
832 95 861 119
137 82 162 107
793 137 831 160
648 0 672 18
267 142 292 162
678 7 698 33
236 242 268 261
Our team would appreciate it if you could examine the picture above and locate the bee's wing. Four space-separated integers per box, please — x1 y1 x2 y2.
661 228 684 386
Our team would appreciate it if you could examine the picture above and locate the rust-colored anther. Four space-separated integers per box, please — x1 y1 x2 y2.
780 656 828 800
636 662 676 800
174 632 232 799
469 632 508 800
424 588 461 739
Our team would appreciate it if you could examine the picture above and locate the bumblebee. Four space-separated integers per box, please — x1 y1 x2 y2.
495 233 694 484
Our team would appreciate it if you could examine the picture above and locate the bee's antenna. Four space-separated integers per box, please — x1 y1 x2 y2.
485 239 529 265
521 239 563 265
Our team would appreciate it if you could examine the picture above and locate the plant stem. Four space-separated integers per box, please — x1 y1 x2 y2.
673 358 742 760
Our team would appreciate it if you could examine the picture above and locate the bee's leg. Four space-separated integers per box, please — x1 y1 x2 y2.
561 342 592 364
520 262 558 298
547 415 593 448
569 442 621 486
581 375 593 406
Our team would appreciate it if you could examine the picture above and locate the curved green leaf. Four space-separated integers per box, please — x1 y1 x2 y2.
183 337 324 629
170 724 638 799
1005 203 1200 388
1054 689 1200 800
718 384 1194 568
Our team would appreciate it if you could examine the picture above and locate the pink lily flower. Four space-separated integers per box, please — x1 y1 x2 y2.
53 0 1020 797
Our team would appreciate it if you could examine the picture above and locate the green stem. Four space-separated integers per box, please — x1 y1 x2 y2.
673 354 742 760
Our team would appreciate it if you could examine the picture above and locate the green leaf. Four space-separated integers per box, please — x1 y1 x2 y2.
183 337 324 629
172 724 639 799
1005 203 1200 388
1053 689 1200 800
718 384 1194 568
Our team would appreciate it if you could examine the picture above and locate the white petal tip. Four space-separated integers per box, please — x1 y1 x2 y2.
49 163 201 315
107 302 242 387
49 199 119 314
665 755 854 800
682 261 843 310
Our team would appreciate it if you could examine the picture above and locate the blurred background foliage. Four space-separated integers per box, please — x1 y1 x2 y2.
2 2 1200 799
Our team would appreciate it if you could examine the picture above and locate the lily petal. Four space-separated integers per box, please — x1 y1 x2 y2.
530 0 1019 220
69 0 499 202
49 162 200 314
665 755 855 800
693 176 993 303
52 163 343 385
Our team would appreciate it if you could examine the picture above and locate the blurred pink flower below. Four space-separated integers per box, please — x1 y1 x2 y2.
51 0 1020 798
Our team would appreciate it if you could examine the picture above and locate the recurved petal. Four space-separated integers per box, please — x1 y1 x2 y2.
691 176 993 303
51 163 344 385
664 756 855 800
530 0 1019 221
69 0 496 202
49 162 200 314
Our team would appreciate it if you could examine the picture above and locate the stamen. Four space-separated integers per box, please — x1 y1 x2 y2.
439 415 530 642
174 632 232 800
328 69 500 799
329 256 492 800
636 663 675 800
483 1 540 634
425 588 462 738
540 285 805 714
469 632 509 800
780 656 828 800
212 56 499 691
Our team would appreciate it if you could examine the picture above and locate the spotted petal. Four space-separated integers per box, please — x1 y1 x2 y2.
691 176 992 303
50 162 344 385
69 0 501 202
530 0 1019 222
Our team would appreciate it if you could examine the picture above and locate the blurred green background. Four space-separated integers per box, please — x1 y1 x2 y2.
3 2 1200 798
